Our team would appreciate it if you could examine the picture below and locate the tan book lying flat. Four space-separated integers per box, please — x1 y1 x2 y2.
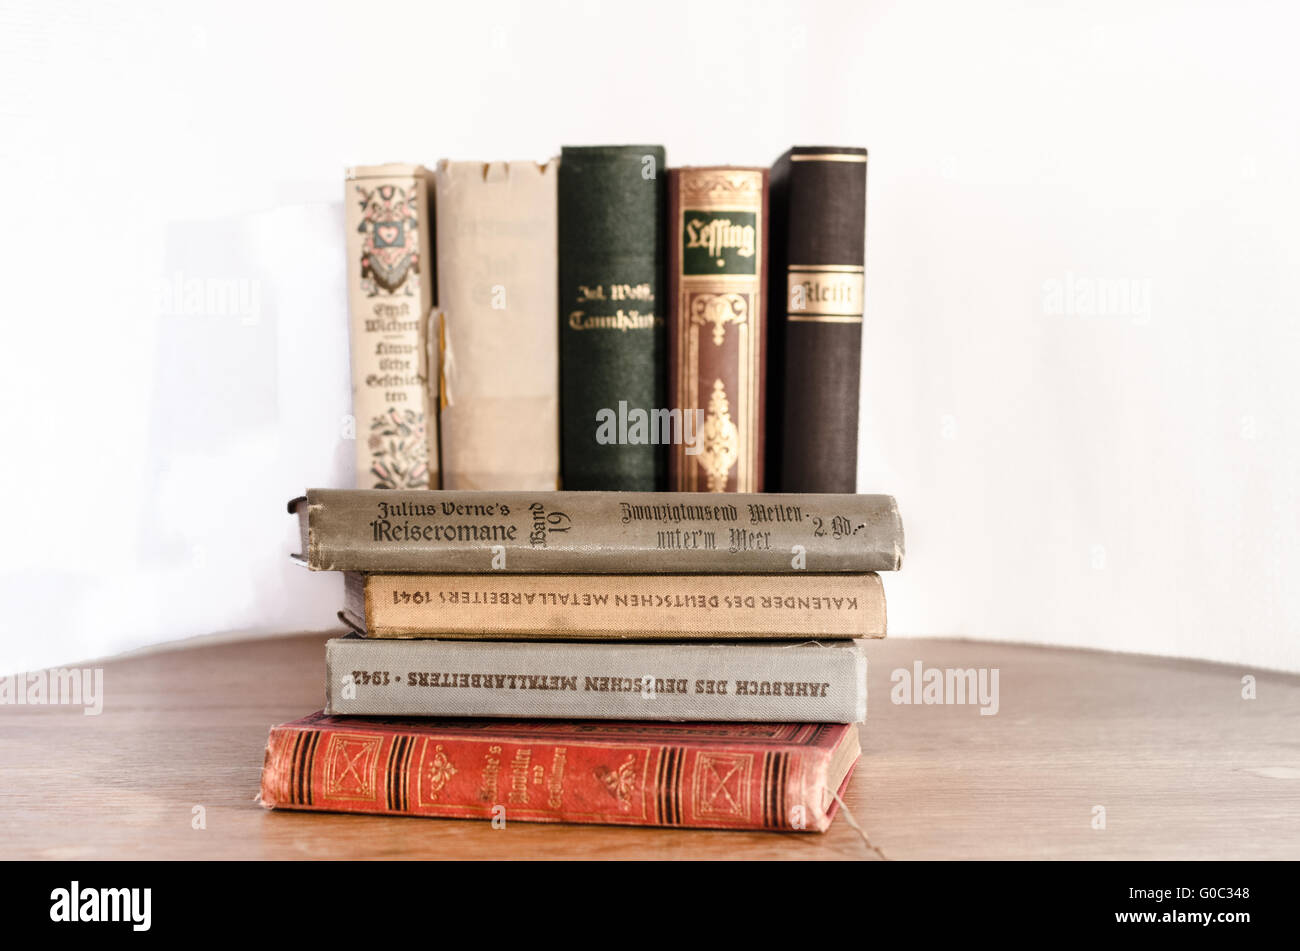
341 571 885 640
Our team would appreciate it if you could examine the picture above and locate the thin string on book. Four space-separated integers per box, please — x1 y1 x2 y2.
829 789 888 861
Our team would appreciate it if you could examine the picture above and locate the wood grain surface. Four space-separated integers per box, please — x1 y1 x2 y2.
1 632 1296 860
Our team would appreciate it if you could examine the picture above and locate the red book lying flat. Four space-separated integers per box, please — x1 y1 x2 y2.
260 712 859 832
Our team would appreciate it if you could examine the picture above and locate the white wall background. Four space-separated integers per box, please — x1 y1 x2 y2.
1 0 1297 674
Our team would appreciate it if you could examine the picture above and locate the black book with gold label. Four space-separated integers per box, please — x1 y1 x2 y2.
767 146 867 493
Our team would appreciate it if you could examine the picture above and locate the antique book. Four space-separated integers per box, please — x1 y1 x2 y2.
323 636 867 722
344 164 437 489
433 159 559 490
768 147 868 492
667 167 768 492
260 712 859 832
341 570 886 639
290 489 904 573
558 145 667 490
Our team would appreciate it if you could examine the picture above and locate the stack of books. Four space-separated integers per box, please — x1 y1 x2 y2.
259 489 903 831
258 143 902 832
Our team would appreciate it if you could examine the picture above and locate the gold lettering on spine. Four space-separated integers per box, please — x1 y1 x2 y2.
787 265 865 322
685 217 756 263
508 747 532 804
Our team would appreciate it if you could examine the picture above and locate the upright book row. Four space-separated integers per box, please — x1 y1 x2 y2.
346 146 868 496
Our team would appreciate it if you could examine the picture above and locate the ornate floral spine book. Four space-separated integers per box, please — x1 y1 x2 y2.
344 164 437 489
666 167 769 492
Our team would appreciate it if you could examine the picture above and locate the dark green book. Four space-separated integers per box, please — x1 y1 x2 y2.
558 145 667 490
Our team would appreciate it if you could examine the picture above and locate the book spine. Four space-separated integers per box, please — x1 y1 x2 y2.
344 165 437 489
301 489 904 573
768 148 868 492
356 572 886 639
260 720 841 831
667 167 769 492
558 146 667 490
433 159 560 490
324 638 866 722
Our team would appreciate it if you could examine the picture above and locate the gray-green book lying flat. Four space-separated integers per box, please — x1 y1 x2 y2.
325 636 867 723
291 489 904 574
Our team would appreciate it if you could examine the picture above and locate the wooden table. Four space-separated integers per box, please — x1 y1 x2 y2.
2 632 1296 860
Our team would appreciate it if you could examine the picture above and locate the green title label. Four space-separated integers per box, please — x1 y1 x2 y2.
682 211 757 275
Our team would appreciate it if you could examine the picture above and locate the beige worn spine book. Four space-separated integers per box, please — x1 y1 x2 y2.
343 571 886 639
344 163 437 489
434 159 560 490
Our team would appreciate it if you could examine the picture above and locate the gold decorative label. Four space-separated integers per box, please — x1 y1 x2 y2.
594 753 639 811
690 292 748 346
323 733 382 800
698 379 740 492
692 751 754 821
678 169 764 200
788 153 867 163
786 266 864 322
422 744 457 799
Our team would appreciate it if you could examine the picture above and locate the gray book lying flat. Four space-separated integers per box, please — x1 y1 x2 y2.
325 636 867 723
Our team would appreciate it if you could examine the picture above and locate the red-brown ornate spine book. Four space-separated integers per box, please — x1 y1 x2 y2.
666 167 769 493
260 712 858 832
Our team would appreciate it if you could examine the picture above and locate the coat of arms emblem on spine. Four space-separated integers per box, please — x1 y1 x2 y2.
356 183 420 296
